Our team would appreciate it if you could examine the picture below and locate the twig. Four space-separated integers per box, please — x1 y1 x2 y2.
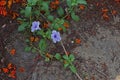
75 72 83 80
60 41 68 56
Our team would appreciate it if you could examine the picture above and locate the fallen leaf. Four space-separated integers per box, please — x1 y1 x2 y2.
111 10 117 15
0 0 6 6
102 13 109 20
43 22 49 28
79 5 85 10
63 22 69 28
18 67 25 72
58 27 63 31
8 70 16 78
2 68 9 73
102 8 108 13
75 38 81 44
7 63 13 69
8 0 13 9
10 48 16 55
12 12 19 19
0 6 7 16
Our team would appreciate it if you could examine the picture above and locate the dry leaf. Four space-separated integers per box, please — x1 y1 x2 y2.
10 48 16 55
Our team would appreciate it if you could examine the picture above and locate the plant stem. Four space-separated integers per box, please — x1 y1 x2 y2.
30 43 45 58
75 72 83 80
60 41 68 56
60 41 83 80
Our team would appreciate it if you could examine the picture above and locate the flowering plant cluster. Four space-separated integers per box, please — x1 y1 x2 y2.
17 0 87 80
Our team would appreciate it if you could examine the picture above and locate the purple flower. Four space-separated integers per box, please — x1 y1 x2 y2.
31 21 41 32
51 30 61 43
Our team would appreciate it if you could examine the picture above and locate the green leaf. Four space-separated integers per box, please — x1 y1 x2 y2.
18 22 29 31
77 0 87 5
31 48 36 53
41 2 49 12
20 9 25 14
27 0 38 5
57 7 64 17
25 39 30 43
37 30 46 38
45 30 51 39
25 6 31 17
71 0 77 6
55 53 61 60
71 12 80 21
47 15 54 22
25 46 32 52
66 0 72 7
31 0 38 5
69 65 77 73
33 11 40 16
61 26 66 32
63 55 69 60
69 54 75 62
39 39 47 51
64 63 69 68
45 57 50 62
27 0 32 3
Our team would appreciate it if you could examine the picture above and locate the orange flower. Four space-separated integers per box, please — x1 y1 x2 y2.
63 22 69 28
10 48 16 55
75 38 81 44
79 5 85 10
18 67 25 72
2 68 9 73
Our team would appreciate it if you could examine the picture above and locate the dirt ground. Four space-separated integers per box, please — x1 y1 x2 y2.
0 0 120 80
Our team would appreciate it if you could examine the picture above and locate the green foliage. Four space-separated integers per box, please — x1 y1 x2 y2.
25 46 32 52
39 39 47 52
54 54 77 73
71 12 80 21
18 0 87 76
47 15 54 22
18 22 29 31
25 6 31 18
62 54 76 73
55 53 61 60
57 7 64 17
67 0 87 7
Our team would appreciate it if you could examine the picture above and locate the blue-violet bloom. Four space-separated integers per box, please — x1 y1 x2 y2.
51 30 61 43
31 21 41 32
